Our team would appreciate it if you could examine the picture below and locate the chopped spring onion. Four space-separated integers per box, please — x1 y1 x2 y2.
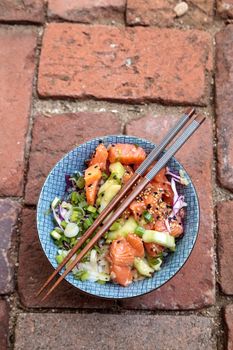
55 227 63 234
83 217 94 230
143 211 153 223
50 230 62 240
147 256 163 271
87 205 97 213
64 222 79 238
74 270 90 281
51 197 60 208
135 226 146 237
76 176 85 189
55 254 64 264
61 221 67 229
70 211 80 222
71 192 79 205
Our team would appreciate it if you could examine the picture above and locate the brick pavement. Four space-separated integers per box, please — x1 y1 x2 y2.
0 1 233 349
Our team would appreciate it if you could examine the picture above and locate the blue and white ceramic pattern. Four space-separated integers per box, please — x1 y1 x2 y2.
37 135 200 299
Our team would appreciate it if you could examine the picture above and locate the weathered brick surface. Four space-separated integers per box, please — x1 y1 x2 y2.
216 25 233 191
25 112 121 205
0 0 44 23
15 313 215 350
48 0 126 23
127 0 213 27
18 209 116 308
38 23 211 105
0 301 9 350
217 0 233 18
120 114 214 309
0 26 37 196
0 199 20 294
217 201 233 294
225 305 233 350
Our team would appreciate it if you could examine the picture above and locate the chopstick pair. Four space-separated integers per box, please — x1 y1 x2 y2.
37 107 204 300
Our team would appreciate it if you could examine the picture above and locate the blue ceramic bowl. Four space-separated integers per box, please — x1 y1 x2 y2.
37 135 200 299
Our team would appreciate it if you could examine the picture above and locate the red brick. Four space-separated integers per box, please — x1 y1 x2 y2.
48 0 126 23
38 23 211 105
0 199 20 294
0 27 37 196
0 0 44 23
120 114 214 310
217 201 233 294
18 209 115 308
225 305 233 350
217 0 233 18
127 0 213 27
216 25 233 191
15 313 215 350
0 301 9 350
25 112 121 205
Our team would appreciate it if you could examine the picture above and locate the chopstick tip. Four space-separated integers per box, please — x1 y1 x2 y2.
185 107 196 119
195 114 206 125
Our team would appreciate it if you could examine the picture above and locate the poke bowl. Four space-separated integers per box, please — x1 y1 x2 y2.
37 135 200 299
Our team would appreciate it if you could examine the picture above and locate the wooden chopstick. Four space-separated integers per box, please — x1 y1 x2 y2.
36 107 195 298
40 113 205 301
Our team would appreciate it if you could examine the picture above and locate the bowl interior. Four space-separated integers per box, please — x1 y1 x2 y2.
37 135 199 299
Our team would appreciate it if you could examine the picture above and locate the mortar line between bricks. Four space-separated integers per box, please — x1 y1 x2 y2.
208 42 233 350
5 25 46 350
22 27 44 200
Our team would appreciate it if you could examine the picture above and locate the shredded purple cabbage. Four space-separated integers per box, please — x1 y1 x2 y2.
169 178 187 219
52 207 63 229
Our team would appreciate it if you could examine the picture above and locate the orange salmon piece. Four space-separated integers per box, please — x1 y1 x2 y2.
108 144 146 165
126 233 144 258
89 143 108 171
144 242 164 257
84 164 102 205
110 264 133 287
129 200 146 221
84 164 102 186
122 165 134 184
170 217 183 237
109 238 135 266
85 180 99 206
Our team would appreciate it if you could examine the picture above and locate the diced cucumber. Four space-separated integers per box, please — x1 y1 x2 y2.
50 230 62 240
134 257 154 277
142 230 175 250
116 216 137 236
98 178 117 195
107 216 137 241
109 162 125 181
110 221 121 231
99 183 121 212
